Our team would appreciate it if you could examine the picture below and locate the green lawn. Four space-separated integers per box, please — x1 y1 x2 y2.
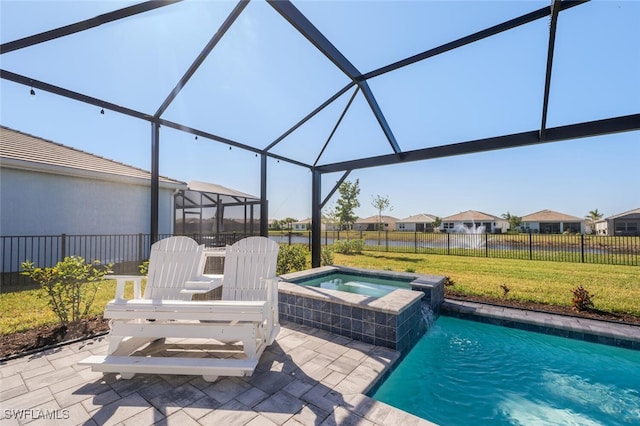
0 279 141 335
2 251 638 336
333 251 640 317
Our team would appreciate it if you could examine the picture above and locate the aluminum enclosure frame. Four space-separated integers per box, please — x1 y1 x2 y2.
1 0 638 267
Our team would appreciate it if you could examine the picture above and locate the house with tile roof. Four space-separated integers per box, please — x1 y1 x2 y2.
396 213 439 232
0 126 186 236
440 210 508 234
520 209 584 234
594 208 640 236
353 215 399 231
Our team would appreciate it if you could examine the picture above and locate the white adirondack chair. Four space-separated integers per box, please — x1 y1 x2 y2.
80 236 280 382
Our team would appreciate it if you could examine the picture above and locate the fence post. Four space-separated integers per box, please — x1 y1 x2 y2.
581 233 585 263
485 233 488 257
61 233 66 261
288 231 292 245
529 232 533 260
414 232 417 253
447 232 450 255
138 233 144 265
385 230 389 252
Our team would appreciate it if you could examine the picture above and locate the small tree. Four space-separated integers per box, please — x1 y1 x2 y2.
22 256 111 324
585 209 604 234
502 212 522 232
322 205 339 231
371 194 393 232
432 216 442 232
282 217 297 231
335 179 360 231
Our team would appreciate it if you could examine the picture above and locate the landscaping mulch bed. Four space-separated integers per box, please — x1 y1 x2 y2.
0 315 110 360
446 290 640 326
1 295 638 360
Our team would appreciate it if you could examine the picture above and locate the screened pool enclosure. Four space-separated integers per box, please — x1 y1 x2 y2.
1 0 638 267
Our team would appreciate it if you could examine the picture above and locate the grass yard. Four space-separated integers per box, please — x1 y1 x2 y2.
333 251 640 317
1 251 638 336
0 279 142 335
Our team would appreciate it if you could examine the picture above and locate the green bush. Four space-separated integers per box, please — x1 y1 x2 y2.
21 256 111 324
321 247 334 266
277 244 309 275
333 239 365 255
139 260 149 275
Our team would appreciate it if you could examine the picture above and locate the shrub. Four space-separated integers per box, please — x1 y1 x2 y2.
443 276 455 287
571 285 595 312
333 239 365 255
499 283 510 298
21 256 111 324
320 247 334 266
277 244 309 275
405 267 416 273
139 260 149 275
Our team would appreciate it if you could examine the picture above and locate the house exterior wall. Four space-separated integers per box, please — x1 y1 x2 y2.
354 222 396 231
613 217 640 235
0 168 175 236
397 222 417 232
441 220 507 234
293 223 308 231
521 221 584 234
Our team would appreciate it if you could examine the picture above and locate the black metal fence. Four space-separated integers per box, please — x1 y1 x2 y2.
2 230 637 287
0 232 255 287
271 230 640 267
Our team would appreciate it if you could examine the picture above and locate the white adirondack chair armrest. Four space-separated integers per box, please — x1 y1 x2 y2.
263 277 280 304
105 275 145 302
181 275 223 295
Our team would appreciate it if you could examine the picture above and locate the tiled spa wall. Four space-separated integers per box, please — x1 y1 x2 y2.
277 272 445 355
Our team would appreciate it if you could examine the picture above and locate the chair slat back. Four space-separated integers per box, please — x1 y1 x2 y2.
222 237 279 302
143 236 204 300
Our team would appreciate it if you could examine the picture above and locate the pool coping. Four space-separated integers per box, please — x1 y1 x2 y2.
442 299 640 350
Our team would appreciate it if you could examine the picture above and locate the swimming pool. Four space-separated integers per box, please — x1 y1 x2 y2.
372 316 640 426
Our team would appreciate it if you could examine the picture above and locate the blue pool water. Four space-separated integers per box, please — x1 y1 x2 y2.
296 272 412 297
372 316 640 425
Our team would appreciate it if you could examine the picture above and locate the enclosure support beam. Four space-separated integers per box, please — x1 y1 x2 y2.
540 0 561 141
311 170 322 268
150 121 160 245
260 155 269 237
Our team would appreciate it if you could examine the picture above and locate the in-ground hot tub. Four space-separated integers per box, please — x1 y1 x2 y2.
278 266 446 354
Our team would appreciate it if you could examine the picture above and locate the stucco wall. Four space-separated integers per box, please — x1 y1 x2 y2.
0 168 175 236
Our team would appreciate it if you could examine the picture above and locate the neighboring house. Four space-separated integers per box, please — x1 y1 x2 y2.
353 215 399 231
0 126 185 237
520 209 584 234
440 210 507 234
396 213 439 232
594 208 640 236
292 218 311 231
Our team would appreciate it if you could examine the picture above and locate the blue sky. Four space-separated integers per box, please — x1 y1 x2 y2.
1 0 638 222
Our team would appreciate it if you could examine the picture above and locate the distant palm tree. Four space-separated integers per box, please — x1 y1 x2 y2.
502 212 522 232
585 209 604 234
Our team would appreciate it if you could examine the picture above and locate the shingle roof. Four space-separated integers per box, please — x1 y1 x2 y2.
355 215 399 224
397 213 438 223
521 209 582 222
0 126 184 186
441 210 500 222
606 208 640 220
